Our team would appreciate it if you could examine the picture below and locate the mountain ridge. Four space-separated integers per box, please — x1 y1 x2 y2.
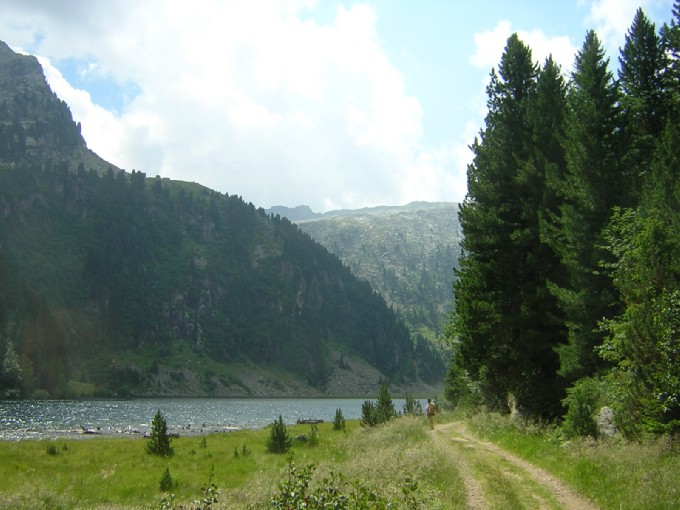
0 41 444 399
268 202 461 344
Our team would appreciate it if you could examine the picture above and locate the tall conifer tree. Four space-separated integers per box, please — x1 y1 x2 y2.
550 31 623 383
619 9 667 201
454 35 566 417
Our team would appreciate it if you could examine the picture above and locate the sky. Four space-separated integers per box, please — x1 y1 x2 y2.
0 0 675 212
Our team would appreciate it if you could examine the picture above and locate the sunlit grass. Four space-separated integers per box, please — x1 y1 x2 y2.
465 412 680 510
0 416 464 509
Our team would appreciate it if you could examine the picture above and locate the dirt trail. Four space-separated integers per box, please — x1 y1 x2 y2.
433 421 599 510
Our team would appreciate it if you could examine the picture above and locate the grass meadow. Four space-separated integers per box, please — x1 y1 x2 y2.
0 415 465 509
0 411 677 509
465 412 680 510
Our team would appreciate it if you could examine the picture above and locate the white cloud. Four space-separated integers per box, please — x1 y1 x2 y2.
470 20 577 73
37 56 126 161
2 0 464 211
584 0 673 56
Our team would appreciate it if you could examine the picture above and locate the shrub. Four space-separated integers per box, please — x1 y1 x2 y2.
159 468 173 492
376 384 396 423
266 415 292 454
333 408 346 431
361 400 378 427
308 423 319 447
403 393 423 416
561 377 602 438
270 459 421 509
46 443 58 456
146 410 174 457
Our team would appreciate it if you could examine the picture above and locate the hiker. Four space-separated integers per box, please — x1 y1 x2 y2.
426 398 436 430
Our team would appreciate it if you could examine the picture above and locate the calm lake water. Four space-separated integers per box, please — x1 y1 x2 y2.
0 398 409 441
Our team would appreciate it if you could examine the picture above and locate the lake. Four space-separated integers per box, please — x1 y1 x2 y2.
0 398 410 441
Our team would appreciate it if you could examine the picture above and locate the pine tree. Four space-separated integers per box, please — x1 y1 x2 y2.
551 30 623 383
619 8 668 201
146 410 173 457
600 123 680 435
266 415 292 453
376 384 396 423
453 34 568 417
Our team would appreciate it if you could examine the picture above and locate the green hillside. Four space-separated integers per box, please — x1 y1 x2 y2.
0 41 444 398
291 203 461 341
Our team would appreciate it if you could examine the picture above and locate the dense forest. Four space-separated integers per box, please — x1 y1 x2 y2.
0 41 444 398
447 4 680 437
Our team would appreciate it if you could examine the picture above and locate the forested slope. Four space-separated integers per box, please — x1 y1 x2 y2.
0 41 442 398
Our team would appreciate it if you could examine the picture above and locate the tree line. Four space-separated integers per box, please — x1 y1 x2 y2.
446 4 680 437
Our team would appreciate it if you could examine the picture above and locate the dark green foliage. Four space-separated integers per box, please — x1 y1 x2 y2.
0 155 420 395
361 400 378 427
561 377 603 439
551 30 624 384
376 384 396 423
402 393 423 416
361 385 397 427
452 34 565 418
333 408 346 431
266 415 292 454
146 410 173 457
159 468 173 492
45 443 58 456
447 4 680 437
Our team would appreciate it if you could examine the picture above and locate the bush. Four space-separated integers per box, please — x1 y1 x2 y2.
361 400 378 427
159 468 173 492
146 410 174 457
46 443 58 456
403 393 423 416
333 408 346 431
270 459 421 509
266 415 292 454
561 378 602 438
376 384 396 423
308 423 319 447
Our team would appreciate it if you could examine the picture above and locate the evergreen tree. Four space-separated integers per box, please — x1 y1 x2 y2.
146 410 173 457
376 384 396 423
453 34 566 417
1 341 22 396
619 8 668 199
661 1 680 119
333 408 346 431
266 415 292 453
550 30 623 383
600 123 680 435
361 400 378 427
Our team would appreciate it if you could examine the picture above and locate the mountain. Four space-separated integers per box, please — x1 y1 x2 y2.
0 41 444 398
268 203 462 343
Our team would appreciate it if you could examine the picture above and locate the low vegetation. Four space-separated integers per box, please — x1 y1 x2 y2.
0 409 677 509
464 412 680 509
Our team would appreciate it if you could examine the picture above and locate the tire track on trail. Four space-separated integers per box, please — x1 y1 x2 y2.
433 421 599 510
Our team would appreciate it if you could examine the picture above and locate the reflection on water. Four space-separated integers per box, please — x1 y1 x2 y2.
0 398 409 441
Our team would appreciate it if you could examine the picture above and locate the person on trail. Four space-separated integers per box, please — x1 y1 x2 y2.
426 398 436 430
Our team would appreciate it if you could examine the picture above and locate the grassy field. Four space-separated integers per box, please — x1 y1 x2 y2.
0 412 677 509
464 412 680 510
0 416 465 509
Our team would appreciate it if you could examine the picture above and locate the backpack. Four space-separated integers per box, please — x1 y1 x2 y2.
427 403 436 416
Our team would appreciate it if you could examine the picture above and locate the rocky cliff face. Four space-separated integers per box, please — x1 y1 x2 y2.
284 202 462 340
0 41 113 173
